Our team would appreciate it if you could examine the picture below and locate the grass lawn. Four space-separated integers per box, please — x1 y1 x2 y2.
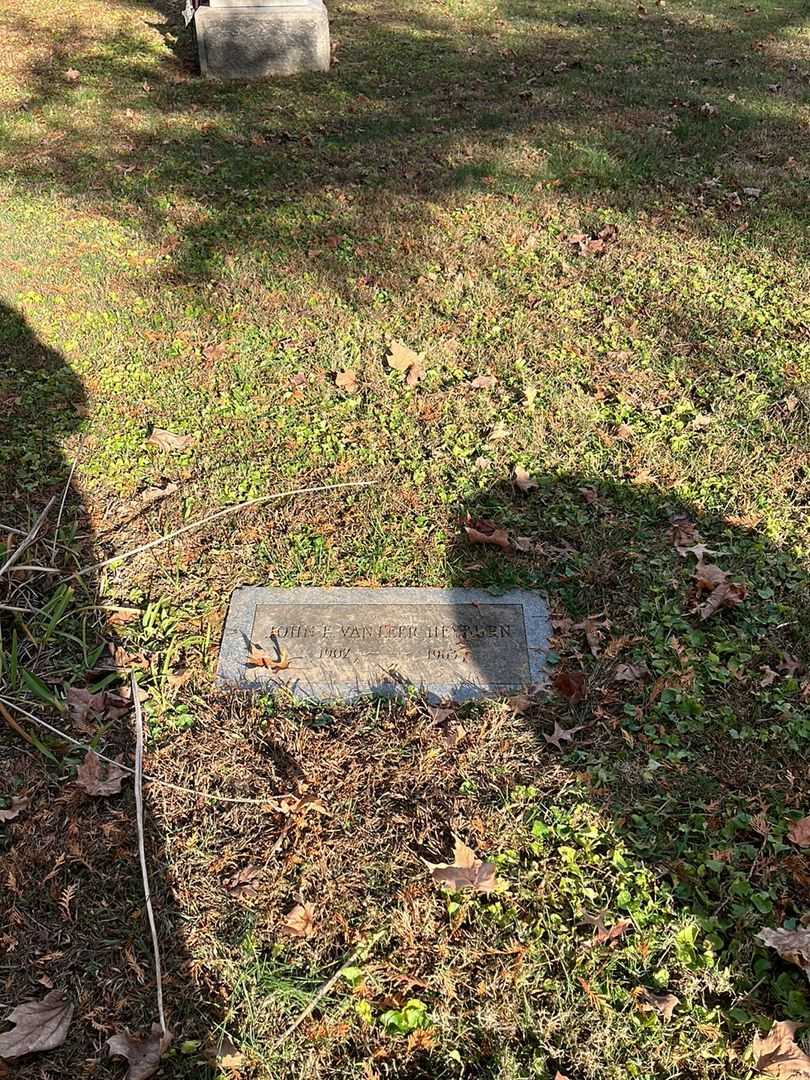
1 0 809 1075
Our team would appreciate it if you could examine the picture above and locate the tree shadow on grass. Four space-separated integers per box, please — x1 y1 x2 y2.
0 0 807 299
0 302 229 1079
434 471 810 1076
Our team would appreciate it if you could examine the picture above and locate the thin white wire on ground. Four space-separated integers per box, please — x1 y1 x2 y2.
0 497 56 579
0 697 286 808
72 479 378 579
132 672 167 1037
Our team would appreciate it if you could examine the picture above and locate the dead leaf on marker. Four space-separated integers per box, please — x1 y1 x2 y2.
430 837 498 894
246 643 291 672
513 466 538 493
756 928 810 981
335 370 359 394
76 751 126 796
543 721 584 750
0 990 74 1059
107 1024 172 1080
146 428 195 453
583 910 632 945
464 517 511 551
634 987 679 1021
470 374 497 389
788 817 810 847
0 797 29 822
224 865 262 899
752 1020 810 1078
284 901 316 937
552 669 587 703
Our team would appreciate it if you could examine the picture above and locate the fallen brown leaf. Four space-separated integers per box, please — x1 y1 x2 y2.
567 224 618 256
224 865 262 899
387 339 422 374
614 662 648 682
387 339 426 386
66 686 130 732
788 817 810 847
335 370 359 394
583 910 632 945
756 927 810 981
760 665 779 687
202 342 228 363
0 990 74 1059
76 751 126 796
780 655 802 678
284 901 316 937
146 428 195 453
0 796 29 823
670 514 700 551
544 720 585 750
430 838 498 894
470 374 497 389
206 1036 246 1070
694 561 729 590
679 542 717 561
463 518 511 551
64 68 80 81
107 1024 172 1080
507 692 533 715
552 669 587 703
246 643 291 672
574 614 610 656
752 1020 810 1078
513 466 538 493
698 580 747 620
634 987 679 1021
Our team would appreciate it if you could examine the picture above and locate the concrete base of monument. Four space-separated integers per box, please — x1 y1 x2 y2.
195 0 330 80
217 586 552 704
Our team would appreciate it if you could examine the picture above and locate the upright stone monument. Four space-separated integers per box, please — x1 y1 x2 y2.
218 587 551 703
195 0 330 80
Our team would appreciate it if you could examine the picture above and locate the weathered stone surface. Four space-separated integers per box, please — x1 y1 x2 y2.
195 0 330 80
217 587 551 702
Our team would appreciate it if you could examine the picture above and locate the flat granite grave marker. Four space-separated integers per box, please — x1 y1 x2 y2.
218 587 551 702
